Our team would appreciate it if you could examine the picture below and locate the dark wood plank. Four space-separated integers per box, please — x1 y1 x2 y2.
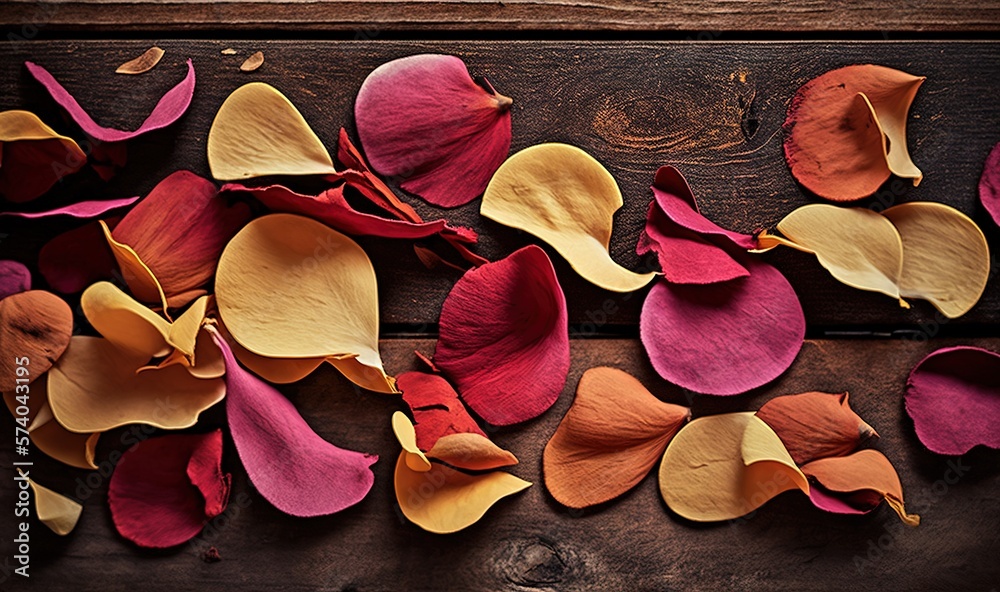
2 0 1000 32
1 41 999 330
2 337 998 590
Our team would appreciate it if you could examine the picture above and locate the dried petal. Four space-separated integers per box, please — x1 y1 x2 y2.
99 219 172 312
81 281 172 358
783 64 924 201
0 260 31 300
980 142 1000 228
109 430 231 548
116 47 165 75
543 367 690 509
23 474 82 535
0 290 73 391
756 391 878 465
4 378 99 469
211 328 377 517
659 413 809 522
640 257 804 395
801 449 919 526
882 202 990 319
239 51 264 72
392 411 432 472
216 214 395 393
0 195 140 219
905 346 1000 455
394 452 530 534
221 48 237 55
435 246 569 425
0 110 86 203
482 143 657 292
39 220 119 294
397 371 486 450
426 433 518 471
207 82 336 180
355 54 512 208
26 59 196 144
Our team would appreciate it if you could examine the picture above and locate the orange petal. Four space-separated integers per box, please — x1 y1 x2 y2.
756 391 878 465
0 290 73 391
801 449 919 526
427 433 518 471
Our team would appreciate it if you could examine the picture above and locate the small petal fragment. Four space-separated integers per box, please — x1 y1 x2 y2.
240 51 264 72
756 391 878 465
0 260 31 300
0 290 73 391
0 195 140 219
640 257 804 395
482 143 656 292
544 367 690 509
435 246 569 425
207 82 336 180
393 411 432 472
116 47 165 75
905 346 1000 455
355 54 512 208
0 110 86 203
81 281 172 358
397 371 486 450
980 142 1000 228
801 449 919 526
25 475 82 535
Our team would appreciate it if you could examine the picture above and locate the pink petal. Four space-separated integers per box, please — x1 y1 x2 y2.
355 54 512 208
640 256 805 395
0 260 31 300
808 484 879 515
905 346 1000 455
109 430 231 549
25 59 196 144
211 328 377 517
0 195 140 219
39 219 119 294
435 245 569 425
979 142 1000 228
398 371 487 451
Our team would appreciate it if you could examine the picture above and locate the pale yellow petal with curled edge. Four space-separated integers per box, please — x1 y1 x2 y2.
659 412 809 522
144 325 226 379
756 204 907 305
856 69 925 184
4 386 98 470
216 214 396 393
883 202 990 319
392 411 432 472
481 143 656 293
48 336 225 433
427 433 519 471
207 82 336 180
394 452 531 534
81 281 172 358
22 473 83 536
167 295 211 361
0 110 85 150
99 220 172 316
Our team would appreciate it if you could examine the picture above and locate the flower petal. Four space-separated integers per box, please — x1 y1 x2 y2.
116 47 165 75
207 82 336 180
544 367 690 509
905 346 1000 455
979 142 1000 228
25 474 82 535
0 290 73 391
435 245 569 425
4 378 99 469
26 59 196 144
39 220 119 295
0 110 86 203
0 260 31 300
659 412 809 522
640 257 804 395
755 391 878 465
100 219 171 312
211 327 377 517
482 143 656 292
81 281 172 358
426 433 518 471
0 195 140 219
397 371 486 450
392 411 432 472
109 430 231 548
355 54 512 208
216 213 395 393
783 64 924 201
801 450 919 526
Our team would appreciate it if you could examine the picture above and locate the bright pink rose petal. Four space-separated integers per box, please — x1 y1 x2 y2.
905 346 1000 455
640 256 805 395
355 54 512 208
211 328 377 517
109 430 230 549
398 371 487 451
435 245 569 425
0 195 139 219
25 59 196 144
979 142 1000 228
0 261 31 300
38 219 119 294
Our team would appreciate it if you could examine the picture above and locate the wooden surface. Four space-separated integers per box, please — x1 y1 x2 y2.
2 0 1000 32
1 40 999 592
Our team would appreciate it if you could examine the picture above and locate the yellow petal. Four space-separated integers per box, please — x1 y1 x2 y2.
392 412 431 472
207 82 336 180
758 204 906 303
659 412 808 522
231 341 324 383
481 143 656 292
4 383 98 470
0 109 84 152
855 69 925 184
48 336 225 432
24 473 83 535
216 214 395 393
167 294 211 360
883 202 990 318
394 452 531 534
100 220 171 315
81 281 172 358
426 432 519 471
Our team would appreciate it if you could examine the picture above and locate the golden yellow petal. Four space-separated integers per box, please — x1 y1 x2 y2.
426 432 518 471
99 220 171 315
392 412 431 472
25 474 83 536
0 110 85 157
4 385 99 470
81 281 172 358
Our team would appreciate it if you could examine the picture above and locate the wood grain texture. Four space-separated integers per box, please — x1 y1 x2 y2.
1 41 999 330
1 338 998 591
2 0 1000 32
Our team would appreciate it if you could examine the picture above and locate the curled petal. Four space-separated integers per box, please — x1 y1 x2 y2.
0 260 31 300
355 54 512 208
482 143 656 292
23 474 82 535
544 367 690 509
81 281 172 358
435 246 569 425
0 110 85 203
427 433 518 471
392 411 432 472
100 219 171 312
397 371 486 450
756 391 878 465
0 290 73 391
4 379 99 470
801 449 919 526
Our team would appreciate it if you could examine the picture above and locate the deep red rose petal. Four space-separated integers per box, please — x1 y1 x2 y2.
397 371 486 451
38 219 119 294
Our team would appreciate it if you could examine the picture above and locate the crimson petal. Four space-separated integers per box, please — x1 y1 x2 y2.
0 260 31 300
38 220 118 294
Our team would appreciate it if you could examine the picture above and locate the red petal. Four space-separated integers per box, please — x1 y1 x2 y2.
435 245 569 425
0 137 85 203
397 371 486 451
355 54 512 208
0 260 31 300
336 129 422 223
38 219 119 294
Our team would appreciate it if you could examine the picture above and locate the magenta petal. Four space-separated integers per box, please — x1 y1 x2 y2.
809 483 879 515
0 195 140 219
355 54 512 208
0 261 31 300
979 142 1000 228
38 220 118 294
211 329 377 517
435 245 569 425
640 257 805 395
398 371 487 451
650 166 758 250
25 59 196 144
109 430 230 549
905 346 1000 455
